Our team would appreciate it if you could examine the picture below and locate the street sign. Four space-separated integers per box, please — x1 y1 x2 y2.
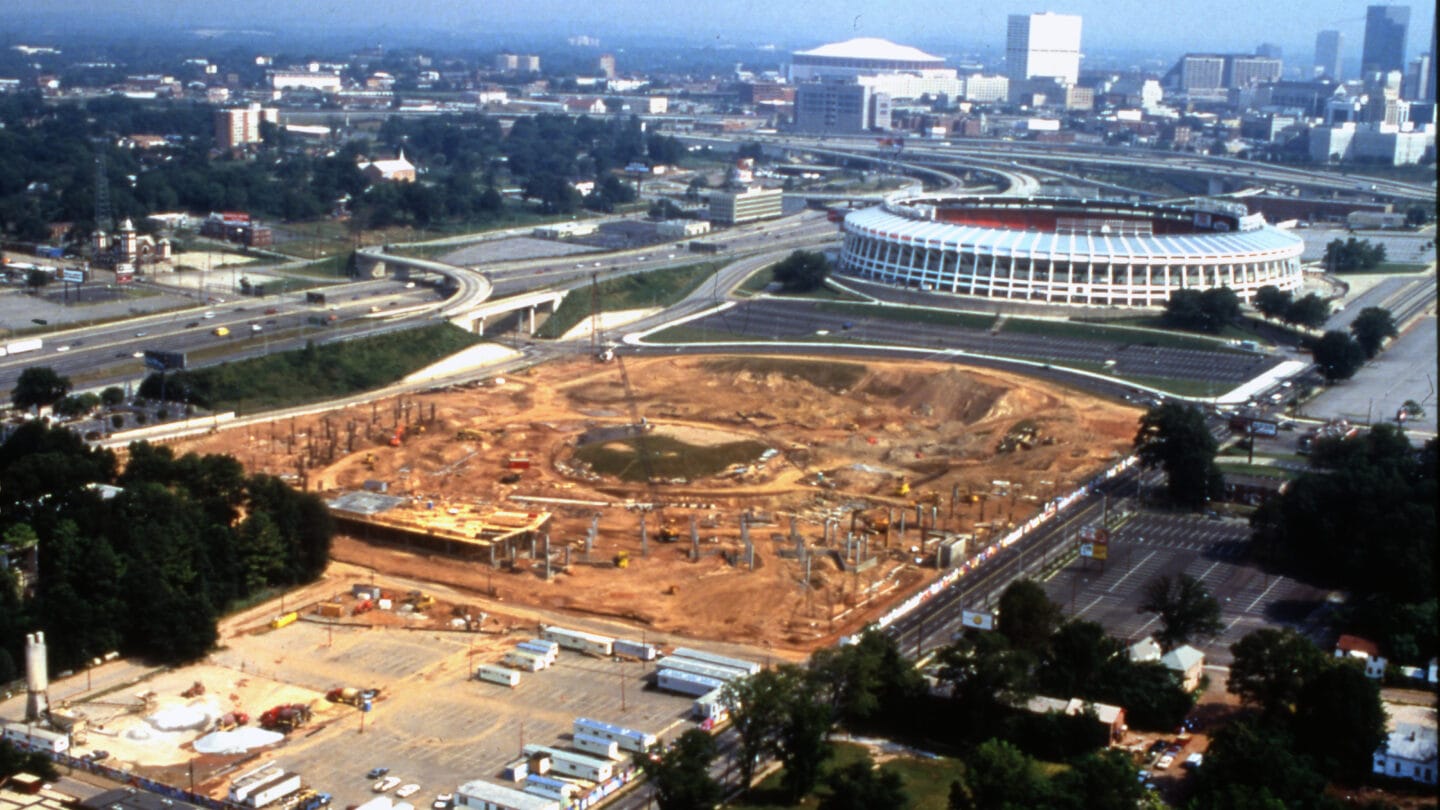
143 349 187 372
60 268 86 284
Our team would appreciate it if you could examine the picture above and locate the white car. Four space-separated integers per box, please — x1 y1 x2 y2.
395 784 420 799
373 776 401 793
432 794 452 810
203 311 216 319
1155 754 1175 770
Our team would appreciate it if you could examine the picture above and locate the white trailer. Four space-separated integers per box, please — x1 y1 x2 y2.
522 775 579 803
669 647 760 675
250 774 303 809
540 626 614 657
572 717 657 753
352 799 394 810
656 668 725 698
1 722 69 754
657 656 745 683
571 732 620 760
693 688 729 722
613 639 658 661
2 338 42 357
456 779 558 810
516 641 558 663
228 764 285 804
503 651 546 672
522 744 614 783
476 664 521 687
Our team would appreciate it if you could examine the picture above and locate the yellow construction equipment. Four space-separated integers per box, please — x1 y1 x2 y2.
614 550 630 568
406 590 435 609
894 477 911 497
456 428 485 441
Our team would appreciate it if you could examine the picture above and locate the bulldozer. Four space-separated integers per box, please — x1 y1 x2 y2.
613 550 630 568
657 519 680 543
894 477 911 497
406 589 435 609
363 452 376 471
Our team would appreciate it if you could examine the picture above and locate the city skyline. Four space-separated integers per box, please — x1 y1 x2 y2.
5 0 1436 61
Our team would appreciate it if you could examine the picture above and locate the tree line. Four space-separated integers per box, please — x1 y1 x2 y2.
0 424 333 679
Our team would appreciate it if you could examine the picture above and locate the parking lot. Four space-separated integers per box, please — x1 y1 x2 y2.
210 620 703 808
694 299 1280 386
1041 511 1330 665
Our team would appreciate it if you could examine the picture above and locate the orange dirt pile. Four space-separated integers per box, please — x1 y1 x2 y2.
175 355 1139 653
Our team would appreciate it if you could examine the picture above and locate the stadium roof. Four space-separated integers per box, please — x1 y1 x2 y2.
793 38 944 63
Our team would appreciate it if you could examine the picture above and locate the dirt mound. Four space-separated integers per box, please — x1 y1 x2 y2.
866 367 1009 424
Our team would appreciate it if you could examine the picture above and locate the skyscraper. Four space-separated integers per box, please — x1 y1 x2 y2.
1314 30 1343 79
1005 12 1082 85
1361 5 1410 75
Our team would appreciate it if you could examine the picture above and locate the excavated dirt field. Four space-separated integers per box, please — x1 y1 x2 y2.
176 355 1139 653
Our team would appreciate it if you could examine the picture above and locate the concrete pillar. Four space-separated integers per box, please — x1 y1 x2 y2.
639 512 648 558
527 306 536 334
544 534 551 579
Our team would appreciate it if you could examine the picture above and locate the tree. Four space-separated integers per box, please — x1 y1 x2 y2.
937 631 1035 739
963 739 1049 810
1133 402 1222 510
25 269 52 290
100 386 126 407
12 366 72 411
1291 663 1387 780
1283 293 1330 329
771 250 830 293
1348 306 1398 359
820 754 908 810
997 579 1063 657
1048 749 1145 810
642 729 722 810
1140 573 1221 649
1189 719 1325 809
1226 628 1327 720
1324 237 1387 272
1253 285 1292 321
1311 330 1366 382
808 628 924 730
1405 204 1430 227
722 668 791 792
777 676 834 802
1163 287 1241 333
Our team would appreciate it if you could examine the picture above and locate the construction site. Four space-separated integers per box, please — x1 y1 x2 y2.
176 353 1140 651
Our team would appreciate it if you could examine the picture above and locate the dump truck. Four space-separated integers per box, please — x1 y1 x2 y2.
258 703 312 732
325 687 379 707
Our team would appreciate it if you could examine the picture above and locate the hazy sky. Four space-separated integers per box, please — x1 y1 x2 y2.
11 0 1437 59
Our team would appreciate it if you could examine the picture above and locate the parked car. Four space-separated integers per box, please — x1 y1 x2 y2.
373 776 401 793
395 785 420 799
366 767 390 779
432 794 453 810
1183 753 1204 770
1155 754 1175 770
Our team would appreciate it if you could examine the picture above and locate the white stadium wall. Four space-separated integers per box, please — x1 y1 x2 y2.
838 195 1305 307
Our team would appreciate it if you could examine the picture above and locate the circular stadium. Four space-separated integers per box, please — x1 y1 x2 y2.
838 195 1306 307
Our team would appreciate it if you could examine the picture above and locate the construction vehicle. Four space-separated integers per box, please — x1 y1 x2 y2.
258 703 312 732
181 681 206 698
657 519 680 543
363 452 375 470
215 711 249 731
406 590 435 609
614 550 630 568
353 598 374 615
455 428 485 441
325 687 379 707
894 477 911 497
388 425 406 447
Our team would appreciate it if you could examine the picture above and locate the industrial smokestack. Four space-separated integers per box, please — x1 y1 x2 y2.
25 631 48 721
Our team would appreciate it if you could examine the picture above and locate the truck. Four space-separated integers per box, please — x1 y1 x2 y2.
258 703 312 732
215 711 249 731
325 687 379 706
248 773 302 809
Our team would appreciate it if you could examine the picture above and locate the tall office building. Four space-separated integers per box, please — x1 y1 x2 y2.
1361 5 1410 75
1314 30 1343 79
1006 12 1082 85
1256 43 1283 60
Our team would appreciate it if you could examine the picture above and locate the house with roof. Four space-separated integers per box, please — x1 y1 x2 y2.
1161 645 1205 692
1128 636 1163 664
1373 703 1438 785
1335 634 1387 679
563 97 607 115
1023 696 1127 743
357 150 417 183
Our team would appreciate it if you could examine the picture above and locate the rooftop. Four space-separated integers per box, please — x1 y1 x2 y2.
793 38 943 64
1381 723 1438 764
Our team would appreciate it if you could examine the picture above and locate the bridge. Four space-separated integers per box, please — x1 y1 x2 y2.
355 245 563 335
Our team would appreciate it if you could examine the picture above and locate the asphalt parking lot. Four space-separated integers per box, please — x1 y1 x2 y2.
685 300 1280 385
1040 511 1330 666
210 620 702 808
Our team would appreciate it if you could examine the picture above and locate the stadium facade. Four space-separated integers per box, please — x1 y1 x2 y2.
838 196 1305 307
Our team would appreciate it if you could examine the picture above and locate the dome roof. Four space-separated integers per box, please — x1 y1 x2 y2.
793 38 943 63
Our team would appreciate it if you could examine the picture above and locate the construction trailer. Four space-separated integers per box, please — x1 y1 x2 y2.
656 668 727 698
668 647 761 675
693 688 729 722
229 765 286 804
247 774 303 809
476 664 522 687
570 732 621 760
352 799 394 810
613 639 659 661
657 656 747 683
455 779 559 810
572 717 657 753
503 651 547 672
0 722 69 754
522 775 580 804
516 641 558 663
521 744 615 783
539 626 614 657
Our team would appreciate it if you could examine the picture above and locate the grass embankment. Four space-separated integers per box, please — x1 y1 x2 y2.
734 741 1005 810
572 433 768 481
150 323 483 413
736 268 867 301
534 262 722 339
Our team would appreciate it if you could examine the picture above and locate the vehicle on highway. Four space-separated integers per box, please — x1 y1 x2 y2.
265 307 279 315
366 767 390 779
131 351 144 358
213 327 230 337
55 345 70 352
134 331 147 337
1183 753 1204 770
395 785 420 799
373 776 401 793
186 321 199 328
203 311 216 319
250 324 262 332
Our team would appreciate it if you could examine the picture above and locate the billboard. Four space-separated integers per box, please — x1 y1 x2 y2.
961 610 994 631
1080 543 1109 560
143 349 187 372
60 268 86 284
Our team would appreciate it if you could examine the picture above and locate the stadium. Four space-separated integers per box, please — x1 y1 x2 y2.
837 195 1306 307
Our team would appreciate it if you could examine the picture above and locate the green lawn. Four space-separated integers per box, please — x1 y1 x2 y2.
734 742 968 810
1001 318 1233 352
534 262 722 339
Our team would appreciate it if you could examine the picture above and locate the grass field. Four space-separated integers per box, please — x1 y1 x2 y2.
571 433 769 481
734 742 969 810
534 261 722 338
1001 317 1233 351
